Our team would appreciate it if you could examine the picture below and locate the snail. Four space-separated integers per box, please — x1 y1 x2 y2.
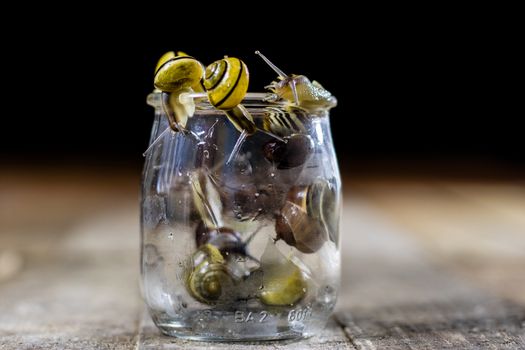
153 51 205 132
255 51 337 112
202 57 260 164
186 243 236 304
274 179 336 253
263 133 314 169
202 57 256 135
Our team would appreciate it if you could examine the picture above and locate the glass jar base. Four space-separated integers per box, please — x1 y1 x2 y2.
151 309 326 342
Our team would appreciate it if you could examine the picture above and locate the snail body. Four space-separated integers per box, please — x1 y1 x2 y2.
258 239 307 306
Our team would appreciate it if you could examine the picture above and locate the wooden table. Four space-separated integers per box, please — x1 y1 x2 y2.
1 169 524 349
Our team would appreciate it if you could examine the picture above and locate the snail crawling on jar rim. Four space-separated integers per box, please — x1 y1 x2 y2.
153 51 205 132
275 178 337 253
202 57 256 135
256 51 337 112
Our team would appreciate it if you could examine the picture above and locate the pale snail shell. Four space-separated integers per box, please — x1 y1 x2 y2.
154 55 204 92
275 179 336 253
186 244 235 304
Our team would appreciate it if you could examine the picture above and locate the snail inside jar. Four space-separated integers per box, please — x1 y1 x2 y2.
275 178 336 253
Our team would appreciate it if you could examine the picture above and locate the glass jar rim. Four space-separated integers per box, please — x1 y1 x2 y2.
146 91 335 114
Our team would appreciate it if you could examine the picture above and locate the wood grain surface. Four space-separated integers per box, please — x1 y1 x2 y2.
1 170 524 349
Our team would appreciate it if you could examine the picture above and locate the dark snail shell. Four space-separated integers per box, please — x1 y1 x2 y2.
195 221 241 251
275 179 335 253
263 134 314 169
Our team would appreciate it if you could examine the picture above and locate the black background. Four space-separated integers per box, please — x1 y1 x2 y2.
2 17 522 173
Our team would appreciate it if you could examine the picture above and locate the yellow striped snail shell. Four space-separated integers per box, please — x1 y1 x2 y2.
275 179 336 253
154 53 204 92
202 57 256 135
153 52 205 132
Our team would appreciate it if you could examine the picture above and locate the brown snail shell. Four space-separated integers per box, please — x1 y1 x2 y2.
275 179 335 253
263 134 314 169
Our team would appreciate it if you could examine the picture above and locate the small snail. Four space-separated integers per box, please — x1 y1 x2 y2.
255 51 337 112
186 243 236 304
274 179 336 253
154 51 205 132
263 133 314 169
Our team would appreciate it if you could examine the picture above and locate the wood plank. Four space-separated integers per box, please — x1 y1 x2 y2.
335 197 525 349
0 208 141 350
348 181 525 304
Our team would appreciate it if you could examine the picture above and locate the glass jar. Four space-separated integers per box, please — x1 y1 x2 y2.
141 92 341 341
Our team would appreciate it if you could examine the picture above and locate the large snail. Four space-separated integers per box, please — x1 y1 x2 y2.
275 179 336 253
255 51 337 112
